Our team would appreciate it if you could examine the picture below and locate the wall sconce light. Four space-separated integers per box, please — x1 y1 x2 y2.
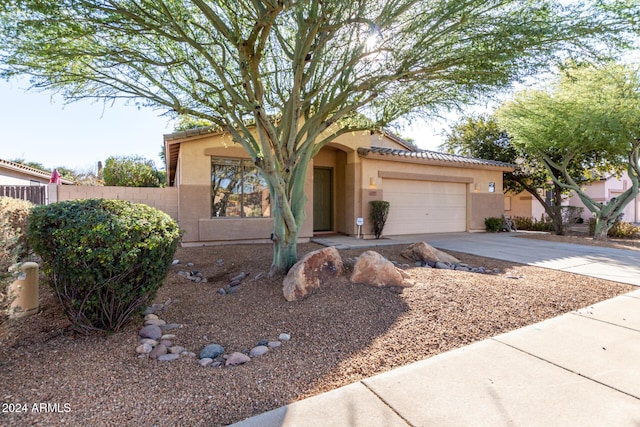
489 182 495 193
369 177 377 188
474 184 479 193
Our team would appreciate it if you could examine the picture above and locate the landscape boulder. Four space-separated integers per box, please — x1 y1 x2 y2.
400 242 460 265
350 251 415 288
283 246 343 301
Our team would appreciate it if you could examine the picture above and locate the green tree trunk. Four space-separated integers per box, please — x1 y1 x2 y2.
264 150 311 275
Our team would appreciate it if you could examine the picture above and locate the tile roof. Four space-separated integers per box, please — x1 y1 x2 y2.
358 147 514 169
0 158 74 184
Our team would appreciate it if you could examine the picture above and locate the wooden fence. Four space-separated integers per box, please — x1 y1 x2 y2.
0 185 47 205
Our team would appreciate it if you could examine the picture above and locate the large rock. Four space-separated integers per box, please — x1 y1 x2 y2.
200 343 225 359
350 251 415 288
400 242 460 265
283 246 343 301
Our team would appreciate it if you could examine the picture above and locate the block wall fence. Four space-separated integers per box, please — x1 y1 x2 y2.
49 184 179 220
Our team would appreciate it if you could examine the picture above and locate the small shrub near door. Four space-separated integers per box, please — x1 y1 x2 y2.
369 200 390 239
484 217 502 232
27 199 182 333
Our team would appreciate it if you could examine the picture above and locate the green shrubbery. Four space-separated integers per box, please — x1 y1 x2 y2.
588 217 640 239
28 199 181 333
513 215 555 232
484 217 502 232
0 197 35 318
369 200 390 239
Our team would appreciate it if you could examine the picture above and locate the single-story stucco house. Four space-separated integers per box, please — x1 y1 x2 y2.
164 128 514 245
0 158 72 186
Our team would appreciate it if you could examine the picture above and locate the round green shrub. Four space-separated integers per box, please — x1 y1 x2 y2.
484 217 503 232
27 199 181 333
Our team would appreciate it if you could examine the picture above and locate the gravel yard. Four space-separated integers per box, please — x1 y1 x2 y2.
0 236 635 426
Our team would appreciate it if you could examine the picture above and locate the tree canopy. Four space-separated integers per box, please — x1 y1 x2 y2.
497 62 640 240
2 0 638 271
103 155 163 187
441 114 595 234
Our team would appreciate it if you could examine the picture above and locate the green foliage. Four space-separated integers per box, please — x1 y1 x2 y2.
0 197 35 318
484 217 503 232
497 63 640 240
513 216 555 232
103 155 162 187
27 199 181 332
588 218 640 239
2 0 638 271
369 201 390 239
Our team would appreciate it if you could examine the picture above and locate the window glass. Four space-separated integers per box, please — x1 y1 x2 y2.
211 158 270 218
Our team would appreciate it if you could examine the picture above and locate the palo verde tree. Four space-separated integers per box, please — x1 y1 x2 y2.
440 115 593 234
497 63 640 240
1 1 638 273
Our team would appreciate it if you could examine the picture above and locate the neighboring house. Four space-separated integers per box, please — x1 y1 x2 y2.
1 158 73 204
165 128 513 245
504 172 640 224
568 171 640 223
0 158 72 186
504 190 547 220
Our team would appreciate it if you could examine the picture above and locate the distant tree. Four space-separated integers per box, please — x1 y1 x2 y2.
2 0 637 272
103 155 162 188
441 115 590 234
497 63 640 240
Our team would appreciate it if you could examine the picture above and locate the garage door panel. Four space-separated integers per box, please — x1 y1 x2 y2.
382 180 466 235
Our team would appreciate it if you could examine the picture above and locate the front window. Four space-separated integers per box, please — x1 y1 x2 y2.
211 158 270 218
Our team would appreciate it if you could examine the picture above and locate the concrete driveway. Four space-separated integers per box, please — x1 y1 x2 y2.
389 231 640 286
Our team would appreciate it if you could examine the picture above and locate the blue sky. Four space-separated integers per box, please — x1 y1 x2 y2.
1 78 175 172
0 77 448 173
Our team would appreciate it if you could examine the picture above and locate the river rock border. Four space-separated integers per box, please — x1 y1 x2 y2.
136 298 290 367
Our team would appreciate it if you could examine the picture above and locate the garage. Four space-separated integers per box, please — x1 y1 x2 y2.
382 179 467 235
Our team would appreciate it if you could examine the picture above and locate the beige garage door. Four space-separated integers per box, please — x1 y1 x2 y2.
382 180 467 235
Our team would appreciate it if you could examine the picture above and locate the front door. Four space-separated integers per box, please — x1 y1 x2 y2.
313 168 333 231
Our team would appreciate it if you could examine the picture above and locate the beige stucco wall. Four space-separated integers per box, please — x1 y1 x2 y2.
359 157 506 234
169 128 510 243
54 185 179 220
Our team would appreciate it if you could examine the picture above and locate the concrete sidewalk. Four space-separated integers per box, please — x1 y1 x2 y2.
232 233 640 426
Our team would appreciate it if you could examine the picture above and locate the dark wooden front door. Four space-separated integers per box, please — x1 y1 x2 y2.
313 168 333 231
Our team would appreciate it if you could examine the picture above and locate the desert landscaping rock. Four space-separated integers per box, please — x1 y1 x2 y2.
435 261 453 270
160 323 182 331
282 246 343 301
200 344 225 359
136 343 153 354
401 241 461 265
226 352 251 366
170 346 185 354
350 250 415 287
158 354 180 362
278 333 291 341
199 357 214 367
249 345 269 357
149 344 168 359
144 318 167 326
139 325 162 340
267 341 281 348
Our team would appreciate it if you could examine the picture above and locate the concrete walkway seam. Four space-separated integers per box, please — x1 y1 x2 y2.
359 381 414 427
490 335 640 402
